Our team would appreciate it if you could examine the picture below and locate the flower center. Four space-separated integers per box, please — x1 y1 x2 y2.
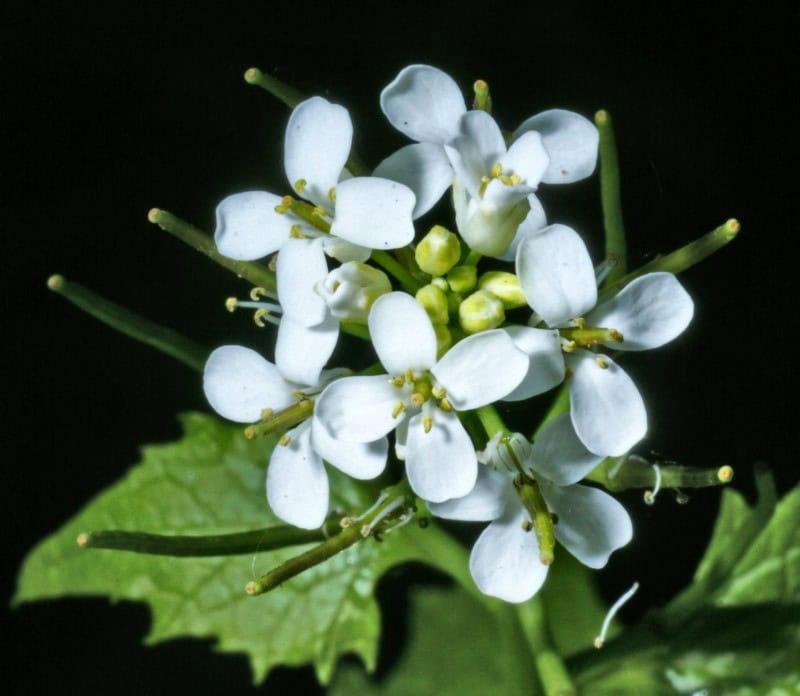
389 370 452 433
478 162 523 197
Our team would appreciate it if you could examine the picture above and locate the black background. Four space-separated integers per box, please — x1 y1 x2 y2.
4 2 797 693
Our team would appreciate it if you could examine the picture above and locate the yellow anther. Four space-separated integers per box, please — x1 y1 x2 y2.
718 465 734 483
225 297 239 313
312 206 326 218
438 397 453 412
268 255 278 272
490 162 503 178
253 308 270 327
410 393 425 407
289 225 308 239
291 389 306 401
294 178 307 193
390 376 405 388
328 187 336 203
392 402 407 419
609 329 624 342
522 519 534 532
278 434 291 446
574 317 586 329
596 356 609 369
260 408 274 421
562 340 577 353
405 369 416 383
422 416 433 433
339 516 353 528
509 174 522 186
250 286 269 301
431 385 445 399
275 195 293 214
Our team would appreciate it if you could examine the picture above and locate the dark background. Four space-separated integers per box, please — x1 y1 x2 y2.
4 2 797 693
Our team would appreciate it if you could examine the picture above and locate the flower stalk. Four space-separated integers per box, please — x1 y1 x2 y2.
47 274 208 372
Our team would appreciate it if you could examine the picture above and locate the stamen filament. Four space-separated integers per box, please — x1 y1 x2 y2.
643 464 662 505
594 582 639 648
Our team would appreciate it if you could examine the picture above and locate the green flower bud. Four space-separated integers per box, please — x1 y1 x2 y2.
316 262 391 324
416 283 450 325
415 225 462 276
478 271 527 309
431 276 449 292
446 265 477 294
459 290 505 334
434 323 453 357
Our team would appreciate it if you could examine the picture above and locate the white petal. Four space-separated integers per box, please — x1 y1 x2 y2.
513 109 598 184
501 130 550 188
587 273 694 351
445 110 507 198
427 465 510 521
380 64 466 144
266 423 329 529
432 330 528 410
277 238 328 327
531 413 603 485
314 374 401 442
203 345 294 422
284 96 352 209
330 177 415 250
405 411 477 503
275 314 339 387
502 326 565 401
214 191 291 260
373 143 453 218
497 194 547 262
568 351 647 456
311 416 387 480
516 223 597 326
320 236 371 263
540 481 632 568
469 502 549 603
369 292 437 374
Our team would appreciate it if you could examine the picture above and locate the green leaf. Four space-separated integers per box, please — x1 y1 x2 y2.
13 412 437 684
329 583 538 696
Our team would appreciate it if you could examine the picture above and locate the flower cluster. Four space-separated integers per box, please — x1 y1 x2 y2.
203 65 694 602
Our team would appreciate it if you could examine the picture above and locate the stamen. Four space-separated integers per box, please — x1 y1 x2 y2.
594 582 639 648
431 385 445 399
361 496 406 537
253 308 270 327
390 376 405 388
490 163 503 178
717 465 734 483
278 434 291 446
225 297 239 312
328 187 336 203
275 195 293 214
596 356 609 369
405 368 416 383
392 402 406 419
643 464 662 505
608 329 624 342
562 339 577 353
410 393 425 407
352 492 389 522
294 178 307 194
260 408 274 421
250 286 270 301
522 519 534 532
422 415 433 433
438 398 453 412
382 508 416 535
674 490 690 505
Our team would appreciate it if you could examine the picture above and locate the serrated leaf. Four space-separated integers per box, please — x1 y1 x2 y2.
13 412 436 684
329 583 538 696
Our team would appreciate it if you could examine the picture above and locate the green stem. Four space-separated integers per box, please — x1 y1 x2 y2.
246 479 414 596
532 386 570 439
518 596 577 696
47 274 208 372
475 404 509 439
586 455 734 493
464 250 482 266
244 400 314 439
148 208 277 294
595 110 627 285
371 250 421 293
76 517 342 556
243 67 305 108
598 219 739 302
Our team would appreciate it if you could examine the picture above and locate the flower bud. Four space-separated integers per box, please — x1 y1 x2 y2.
316 262 391 323
434 323 453 357
447 265 477 294
416 283 450 325
415 225 462 276
478 271 527 309
458 290 505 334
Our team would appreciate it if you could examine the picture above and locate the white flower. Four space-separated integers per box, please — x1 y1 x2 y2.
314 292 529 503
215 96 416 263
429 415 632 603
376 64 599 220
203 345 387 529
514 221 694 455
